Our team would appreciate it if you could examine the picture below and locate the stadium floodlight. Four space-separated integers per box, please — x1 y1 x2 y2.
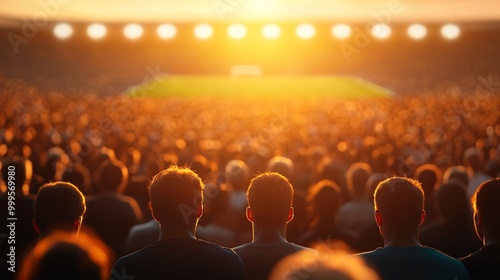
87 23 107 40
441 24 460 40
407 24 427 40
157 24 177 39
53 23 73 39
332 23 352 39
371 23 391 39
262 24 281 39
124 24 143 40
296 24 316 39
194 24 213 39
228 24 247 39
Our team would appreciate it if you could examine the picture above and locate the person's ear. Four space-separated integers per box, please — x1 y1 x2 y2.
287 207 294 223
375 210 383 227
419 210 426 225
32 218 40 234
246 207 253 222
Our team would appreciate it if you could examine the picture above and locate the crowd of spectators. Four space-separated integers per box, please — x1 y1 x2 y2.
0 76 499 279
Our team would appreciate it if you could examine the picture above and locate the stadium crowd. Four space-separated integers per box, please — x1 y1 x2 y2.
0 77 499 279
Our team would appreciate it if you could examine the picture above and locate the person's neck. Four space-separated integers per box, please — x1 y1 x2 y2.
383 228 421 247
252 224 288 243
159 223 197 240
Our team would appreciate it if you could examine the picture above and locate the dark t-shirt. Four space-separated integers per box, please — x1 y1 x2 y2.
111 238 245 280
357 246 470 280
460 245 500 280
233 242 309 280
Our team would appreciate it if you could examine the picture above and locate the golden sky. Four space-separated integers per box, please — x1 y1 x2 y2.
1 0 500 24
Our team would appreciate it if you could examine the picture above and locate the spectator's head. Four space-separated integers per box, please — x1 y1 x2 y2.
33 182 86 237
374 177 425 236
346 162 372 200
94 159 128 193
62 165 91 195
225 159 250 191
267 156 294 179
307 180 342 227
149 166 204 228
463 147 484 173
472 178 500 243
1 157 28 195
246 172 294 228
18 231 112 280
413 164 441 194
270 244 379 280
443 165 469 188
435 182 471 226
190 155 211 180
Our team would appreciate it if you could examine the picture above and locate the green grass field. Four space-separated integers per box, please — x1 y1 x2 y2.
126 75 395 99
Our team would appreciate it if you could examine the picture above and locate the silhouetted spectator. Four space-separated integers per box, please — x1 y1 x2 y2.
110 166 245 280
299 180 356 248
413 164 441 226
234 172 310 280
84 159 142 257
463 147 491 197
355 173 388 252
18 231 112 280
62 164 92 195
420 182 482 258
224 159 252 244
267 155 294 178
33 181 86 238
356 177 470 280
338 162 374 233
270 244 379 280
460 178 500 279
197 184 236 247
443 165 469 188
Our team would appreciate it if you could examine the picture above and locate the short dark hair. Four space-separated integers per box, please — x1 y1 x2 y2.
307 179 342 226
346 162 372 199
95 159 128 193
149 166 204 224
247 172 293 226
374 177 424 233
34 182 86 235
473 178 500 236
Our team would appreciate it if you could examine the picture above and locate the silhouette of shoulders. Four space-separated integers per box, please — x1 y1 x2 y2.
234 242 310 280
460 245 500 280
112 238 245 280
358 246 470 280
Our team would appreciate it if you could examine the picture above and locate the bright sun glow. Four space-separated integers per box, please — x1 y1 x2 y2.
124 24 143 40
157 24 177 39
441 24 460 40
194 24 213 39
296 24 316 39
371 23 391 39
87 23 107 40
407 24 427 40
228 24 247 39
53 23 73 39
262 24 281 39
332 23 352 39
